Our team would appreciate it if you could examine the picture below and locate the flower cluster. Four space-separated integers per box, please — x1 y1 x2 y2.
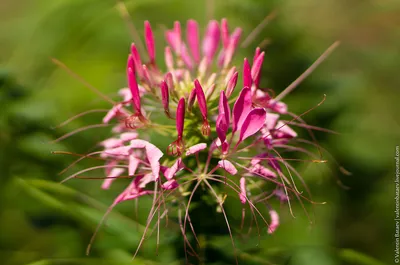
58 18 333 258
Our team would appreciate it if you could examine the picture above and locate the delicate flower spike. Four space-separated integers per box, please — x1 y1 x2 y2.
101 168 125 190
202 20 220 63
167 98 185 156
268 210 279 234
239 177 247 204
185 143 207 155
194 79 210 136
218 160 237 175
232 87 252 133
160 80 170 117
226 71 238 98
130 43 144 78
130 139 163 179
243 58 252 88
187 19 200 63
238 108 266 144
144 21 155 63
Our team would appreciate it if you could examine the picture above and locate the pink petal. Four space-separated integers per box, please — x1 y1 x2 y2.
130 139 163 179
226 71 238 98
102 168 125 190
120 132 139 142
160 80 170 113
180 44 193 69
274 121 298 138
103 104 124 123
251 52 265 87
218 89 231 125
118 88 132 102
165 158 184 180
164 46 174 69
253 47 261 64
162 179 179 190
202 20 220 63
187 88 196 111
243 58 252 88
221 18 230 48
232 87 252 133
101 138 123 149
239 177 247 204
268 210 279 234
173 21 182 55
186 19 200 63
102 146 131 157
144 21 155 63
186 143 207 155
218 160 237 175
216 113 228 143
138 173 156 188
251 164 277 178
142 64 153 87
128 155 140 176
268 100 287 114
265 113 280 130
238 108 266 143
127 57 141 113
176 98 185 138
165 72 174 91
194 79 207 119
130 43 143 78
223 28 242 67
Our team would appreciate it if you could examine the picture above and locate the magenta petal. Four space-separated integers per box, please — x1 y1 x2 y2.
226 71 238 98
176 98 185 138
239 177 247 204
186 19 200 63
103 104 124 123
102 146 131 157
218 91 230 125
188 88 196 111
127 57 141 113
268 210 279 234
173 21 182 55
253 47 261 64
160 80 169 113
102 168 125 190
128 155 140 176
232 87 252 133
251 52 265 86
186 143 207 155
251 164 277 179
218 160 238 175
243 58 252 88
130 43 143 78
216 114 228 143
130 139 163 179
165 72 174 91
180 44 193 69
202 20 220 63
238 108 266 143
144 21 155 63
194 79 207 119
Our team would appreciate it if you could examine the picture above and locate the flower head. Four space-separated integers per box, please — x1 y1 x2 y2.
56 17 340 261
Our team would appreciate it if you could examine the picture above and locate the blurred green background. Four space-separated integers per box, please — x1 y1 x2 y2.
0 0 398 264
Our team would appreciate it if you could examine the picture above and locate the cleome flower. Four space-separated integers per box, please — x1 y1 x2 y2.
54 17 342 263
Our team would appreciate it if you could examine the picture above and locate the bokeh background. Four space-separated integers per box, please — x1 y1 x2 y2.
0 0 398 264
